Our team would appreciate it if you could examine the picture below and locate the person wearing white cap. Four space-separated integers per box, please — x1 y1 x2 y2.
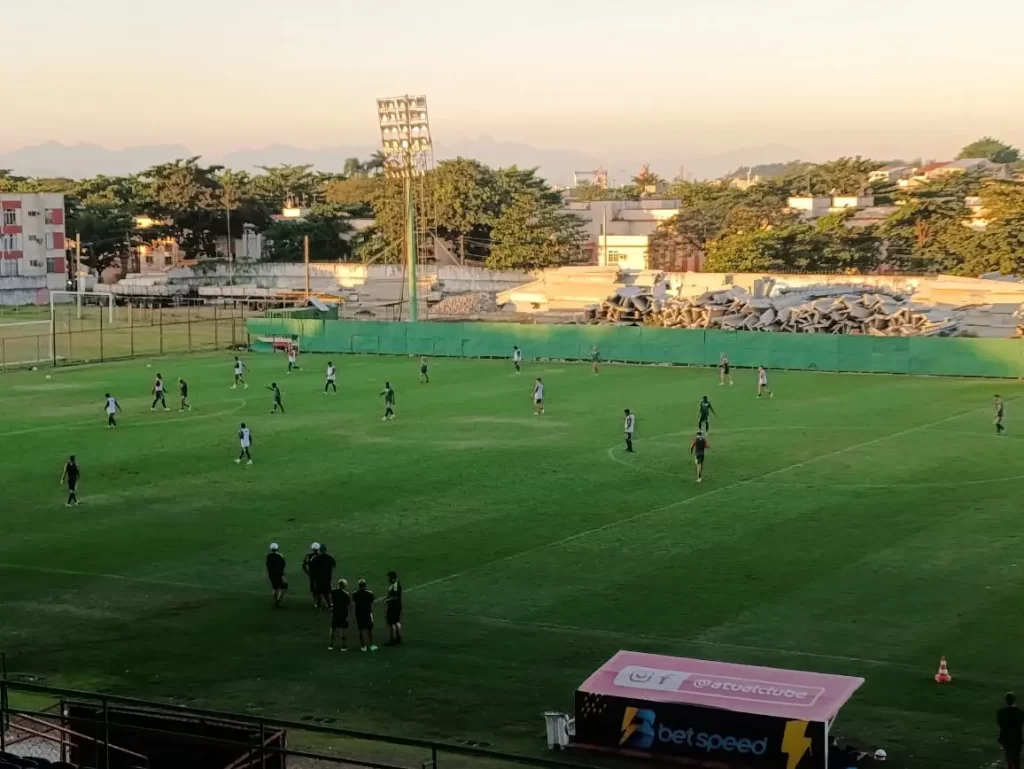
265 543 287 608
302 543 322 609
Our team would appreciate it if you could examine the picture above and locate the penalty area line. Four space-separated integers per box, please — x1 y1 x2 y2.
412 402 1001 594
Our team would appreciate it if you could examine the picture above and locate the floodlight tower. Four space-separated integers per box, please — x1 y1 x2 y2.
376 95 434 322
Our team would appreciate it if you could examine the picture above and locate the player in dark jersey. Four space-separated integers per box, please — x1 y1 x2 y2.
689 431 710 483
329 579 352 650
380 382 396 421
178 378 191 412
266 543 287 608
267 382 284 414
995 394 1006 434
384 570 403 646
698 396 717 433
60 455 80 507
353 579 377 652
419 358 429 384
719 354 733 386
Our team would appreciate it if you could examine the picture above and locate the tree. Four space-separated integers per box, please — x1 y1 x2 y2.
488 192 584 270
703 229 791 272
137 158 223 259
813 211 883 272
631 165 663 197
432 158 500 262
878 197 967 270
263 216 353 262
343 157 365 178
322 176 380 216
570 181 638 202
957 137 1020 164
363 151 388 177
647 182 741 270
250 164 321 210
72 203 135 274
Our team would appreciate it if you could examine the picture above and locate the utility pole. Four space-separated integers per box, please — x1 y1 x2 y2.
405 172 418 321
303 234 310 300
602 206 608 266
75 232 83 320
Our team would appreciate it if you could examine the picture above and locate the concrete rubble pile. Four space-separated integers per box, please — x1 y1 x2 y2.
592 285 965 337
430 291 499 317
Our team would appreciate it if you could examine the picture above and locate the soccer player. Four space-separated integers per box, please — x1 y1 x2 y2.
302 543 321 609
995 394 1006 435
151 373 169 411
266 543 287 608
623 409 636 453
690 430 710 483
419 357 429 384
178 378 191 412
329 579 352 651
232 356 248 389
353 578 377 652
104 393 121 428
324 362 337 394
287 345 300 374
314 544 336 609
267 382 284 414
513 345 523 374
757 366 773 398
591 345 601 375
698 396 717 433
60 455 80 507
379 381 396 421
533 377 545 415
384 570 403 646
719 354 733 386
236 422 253 465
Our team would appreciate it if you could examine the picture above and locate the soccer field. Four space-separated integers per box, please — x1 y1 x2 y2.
2 352 1023 768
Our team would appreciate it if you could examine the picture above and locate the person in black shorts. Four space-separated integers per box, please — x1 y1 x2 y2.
690 430 710 483
995 394 1006 435
419 358 429 384
698 396 717 434
353 578 377 652
384 570 403 646
313 544 336 609
998 692 1024 769
265 543 287 608
268 382 284 414
60 455 80 507
302 543 321 609
719 354 733 386
329 579 352 651
178 378 191 412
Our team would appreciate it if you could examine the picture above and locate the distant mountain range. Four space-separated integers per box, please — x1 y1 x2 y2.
0 138 807 185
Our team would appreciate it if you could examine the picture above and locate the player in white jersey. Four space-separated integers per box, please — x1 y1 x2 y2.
623 409 636 453
287 345 300 374
232 357 248 389
757 366 772 398
324 362 337 394
513 346 523 374
104 393 121 428
532 378 545 415
235 422 253 465
151 373 169 411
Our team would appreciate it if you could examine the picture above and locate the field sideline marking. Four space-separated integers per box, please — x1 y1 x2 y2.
0 399 248 439
412 401 1008 594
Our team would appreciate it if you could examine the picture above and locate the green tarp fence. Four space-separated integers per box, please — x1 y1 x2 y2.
247 318 1024 378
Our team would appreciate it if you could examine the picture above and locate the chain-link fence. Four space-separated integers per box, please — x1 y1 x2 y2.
1 680 615 769
0 300 264 371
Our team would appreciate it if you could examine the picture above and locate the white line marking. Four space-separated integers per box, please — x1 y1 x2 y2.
413 402 1003 593
0 562 252 595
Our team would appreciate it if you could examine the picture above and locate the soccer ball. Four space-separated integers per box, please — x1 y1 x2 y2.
146 364 152 368
45 374 51 380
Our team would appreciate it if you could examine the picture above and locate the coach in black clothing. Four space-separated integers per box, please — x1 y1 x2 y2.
265 543 287 608
313 544 337 609
999 692 1024 769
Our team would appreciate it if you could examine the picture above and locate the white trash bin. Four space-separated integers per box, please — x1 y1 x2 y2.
544 712 572 749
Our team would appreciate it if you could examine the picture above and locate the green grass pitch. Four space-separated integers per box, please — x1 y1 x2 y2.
2 351 1023 768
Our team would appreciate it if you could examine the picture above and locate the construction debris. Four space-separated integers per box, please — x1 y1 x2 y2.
590 285 965 337
430 292 499 317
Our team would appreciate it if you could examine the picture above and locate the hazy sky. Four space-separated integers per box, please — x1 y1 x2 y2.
4 0 1024 162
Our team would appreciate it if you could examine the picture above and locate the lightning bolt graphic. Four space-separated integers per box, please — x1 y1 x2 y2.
782 720 812 769
620 707 639 746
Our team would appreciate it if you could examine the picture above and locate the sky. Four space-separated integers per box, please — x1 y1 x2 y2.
4 0 1024 166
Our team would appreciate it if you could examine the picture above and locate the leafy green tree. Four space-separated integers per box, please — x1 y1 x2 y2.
432 158 500 262
488 192 584 270
571 181 638 202
263 215 353 262
136 158 223 259
813 211 882 272
323 176 380 216
703 229 790 272
957 137 1020 164
250 164 321 210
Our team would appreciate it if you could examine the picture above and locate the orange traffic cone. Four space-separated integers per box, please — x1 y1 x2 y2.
934 656 952 684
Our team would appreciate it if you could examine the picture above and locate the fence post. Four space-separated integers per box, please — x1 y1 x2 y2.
1 338 5 373
231 318 236 348
187 302 192 352
36 335 41 366
214 303 219 349
130 304 134 358
1 651 8 752
99 302 104 362
159 304 164 356
102 698 111 769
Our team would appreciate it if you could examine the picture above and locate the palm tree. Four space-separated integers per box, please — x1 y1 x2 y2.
364 151 388 176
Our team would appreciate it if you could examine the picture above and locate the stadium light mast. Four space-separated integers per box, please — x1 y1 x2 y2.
376 95 433 322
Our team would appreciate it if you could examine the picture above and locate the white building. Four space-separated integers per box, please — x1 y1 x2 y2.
0 192 68 304
869 165 913 184
787 195 876 220
564 200 681 267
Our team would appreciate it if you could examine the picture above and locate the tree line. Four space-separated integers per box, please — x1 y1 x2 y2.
0 136 1021 277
